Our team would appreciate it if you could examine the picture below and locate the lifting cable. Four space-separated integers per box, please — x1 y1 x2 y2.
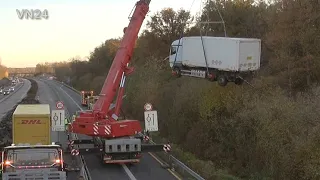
199 1 210 76
199 0 227 77
172 0 197 68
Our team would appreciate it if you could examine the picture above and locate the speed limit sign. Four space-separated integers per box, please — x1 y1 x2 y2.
56 101 64 109
144 103 153 111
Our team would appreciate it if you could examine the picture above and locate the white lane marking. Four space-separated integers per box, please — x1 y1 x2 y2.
60 87 83 110
122 164 137 180
58 86 137 180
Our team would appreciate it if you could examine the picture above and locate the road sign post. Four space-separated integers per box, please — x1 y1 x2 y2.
144 103 158 132
51 110 65 131
144 110 158 132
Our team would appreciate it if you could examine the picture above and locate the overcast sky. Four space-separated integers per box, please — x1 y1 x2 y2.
0 0 203 67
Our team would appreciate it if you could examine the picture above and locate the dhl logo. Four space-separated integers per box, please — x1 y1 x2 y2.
21 120 42 124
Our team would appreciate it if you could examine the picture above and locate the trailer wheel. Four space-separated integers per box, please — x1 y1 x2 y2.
234 77 244 85
217 75 228 86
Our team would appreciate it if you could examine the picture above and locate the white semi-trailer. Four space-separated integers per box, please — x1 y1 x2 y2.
169 36 261 86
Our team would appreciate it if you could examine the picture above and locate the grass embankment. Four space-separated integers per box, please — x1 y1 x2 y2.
0 78 39 147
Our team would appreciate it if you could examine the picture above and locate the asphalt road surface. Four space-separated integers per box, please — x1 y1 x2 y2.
0 79 30 120
37 78 178 180
34 78 80 180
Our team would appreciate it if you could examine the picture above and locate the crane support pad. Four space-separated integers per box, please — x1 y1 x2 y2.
141 144 167 152
71 139 94 144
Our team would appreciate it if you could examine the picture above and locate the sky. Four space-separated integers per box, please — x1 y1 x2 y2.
0 0 204 68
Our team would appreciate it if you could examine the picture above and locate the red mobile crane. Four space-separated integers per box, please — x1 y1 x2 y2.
67 0 170 164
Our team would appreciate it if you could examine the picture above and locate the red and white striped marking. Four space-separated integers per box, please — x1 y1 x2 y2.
68 140 74 148
93 123 99 135
143 135 150 142
104 125 111 135
71 149 79 156
163 144 171 153
68 140 74 145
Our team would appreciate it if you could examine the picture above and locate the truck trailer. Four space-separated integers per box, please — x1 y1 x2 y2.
12 104 51 145
1 104 67 179
169 36 261 86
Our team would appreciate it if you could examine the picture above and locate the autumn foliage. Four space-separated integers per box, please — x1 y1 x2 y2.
36 0 320 179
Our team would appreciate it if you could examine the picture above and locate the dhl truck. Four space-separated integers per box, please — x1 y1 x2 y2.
1 104 67 179
81 91 93 106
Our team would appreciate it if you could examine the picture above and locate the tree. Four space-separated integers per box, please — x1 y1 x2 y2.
88 39 121 76
136 8 193 60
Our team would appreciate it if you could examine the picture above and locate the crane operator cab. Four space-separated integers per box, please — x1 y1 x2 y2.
81 91 93 106
1 144 67 179
87 96 99 110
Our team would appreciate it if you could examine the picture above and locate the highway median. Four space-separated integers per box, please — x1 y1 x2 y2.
0 78 39 147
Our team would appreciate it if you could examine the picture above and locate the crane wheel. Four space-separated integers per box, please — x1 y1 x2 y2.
217 75 228 86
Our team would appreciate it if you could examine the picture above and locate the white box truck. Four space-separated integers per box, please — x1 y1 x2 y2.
169 36 261 86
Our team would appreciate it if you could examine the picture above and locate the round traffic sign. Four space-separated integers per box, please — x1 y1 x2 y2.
144 103 153 111
56 101 64 109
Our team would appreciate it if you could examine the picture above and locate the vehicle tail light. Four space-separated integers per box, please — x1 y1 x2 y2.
135 153 142 158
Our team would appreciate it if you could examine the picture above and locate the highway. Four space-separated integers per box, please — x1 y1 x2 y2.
34 78 80 180
36 78 178 180
0 79 30 120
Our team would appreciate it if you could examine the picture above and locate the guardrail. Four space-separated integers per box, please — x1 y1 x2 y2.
149 140 205 180
64 105 90 180
54 80 205 180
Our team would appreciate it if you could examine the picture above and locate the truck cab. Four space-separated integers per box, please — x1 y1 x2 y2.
1 144 67 179
169 39 183 68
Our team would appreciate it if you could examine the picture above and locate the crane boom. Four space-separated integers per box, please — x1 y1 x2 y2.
69 0 151 138
93 0 151 118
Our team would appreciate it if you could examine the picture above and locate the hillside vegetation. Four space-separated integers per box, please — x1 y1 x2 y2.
36 0 320 179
